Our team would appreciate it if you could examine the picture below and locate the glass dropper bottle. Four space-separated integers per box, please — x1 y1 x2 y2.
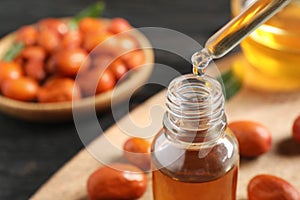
151 74 239 200
192 0 291 76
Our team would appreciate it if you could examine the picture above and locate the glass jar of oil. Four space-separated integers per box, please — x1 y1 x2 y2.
231 0 300 91
151 74 239 200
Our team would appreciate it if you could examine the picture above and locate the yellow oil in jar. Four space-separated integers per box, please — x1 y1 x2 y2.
232 0 300 91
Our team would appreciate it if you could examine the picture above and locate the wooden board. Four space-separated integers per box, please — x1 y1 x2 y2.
30 55 300 200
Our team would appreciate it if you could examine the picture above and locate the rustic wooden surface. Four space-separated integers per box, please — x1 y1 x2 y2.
31 55 300 200
0 0 232 199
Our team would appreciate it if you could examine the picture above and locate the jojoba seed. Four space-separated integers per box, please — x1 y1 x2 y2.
15 25 38 46
87 163 147 200
56 48 90 77
248 174 300 200
228 121 272 157
21 46 47 61
0 61 23 86
292 115 300 143
123 138 151 171
108 18 132 34
37 78 81 103
24 59 46 82
1 77 39 101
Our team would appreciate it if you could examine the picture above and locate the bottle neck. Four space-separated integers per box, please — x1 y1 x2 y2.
163 74 226 144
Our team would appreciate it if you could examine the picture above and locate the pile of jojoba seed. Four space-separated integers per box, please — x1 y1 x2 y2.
0 17 145 103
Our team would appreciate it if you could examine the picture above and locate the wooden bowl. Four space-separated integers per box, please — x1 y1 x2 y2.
0 27 154 122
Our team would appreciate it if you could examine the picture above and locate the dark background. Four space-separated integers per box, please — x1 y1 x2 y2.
0 0 231 199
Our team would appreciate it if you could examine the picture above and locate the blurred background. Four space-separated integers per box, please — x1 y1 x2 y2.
0 0 231 40
0 0 231 199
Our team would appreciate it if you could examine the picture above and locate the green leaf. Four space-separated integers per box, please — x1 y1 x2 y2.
68 2 106 30
74 2 105 21
3 42 24 61
217 69 242 101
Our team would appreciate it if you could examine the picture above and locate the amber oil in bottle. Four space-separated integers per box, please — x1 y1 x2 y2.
151 74 239 200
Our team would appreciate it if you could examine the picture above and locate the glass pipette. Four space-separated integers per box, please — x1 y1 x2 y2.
192 0 291 75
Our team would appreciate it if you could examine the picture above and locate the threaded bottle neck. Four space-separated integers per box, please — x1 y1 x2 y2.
163 74 226 144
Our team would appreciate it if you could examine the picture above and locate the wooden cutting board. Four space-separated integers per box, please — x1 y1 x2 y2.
30 55 300 200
